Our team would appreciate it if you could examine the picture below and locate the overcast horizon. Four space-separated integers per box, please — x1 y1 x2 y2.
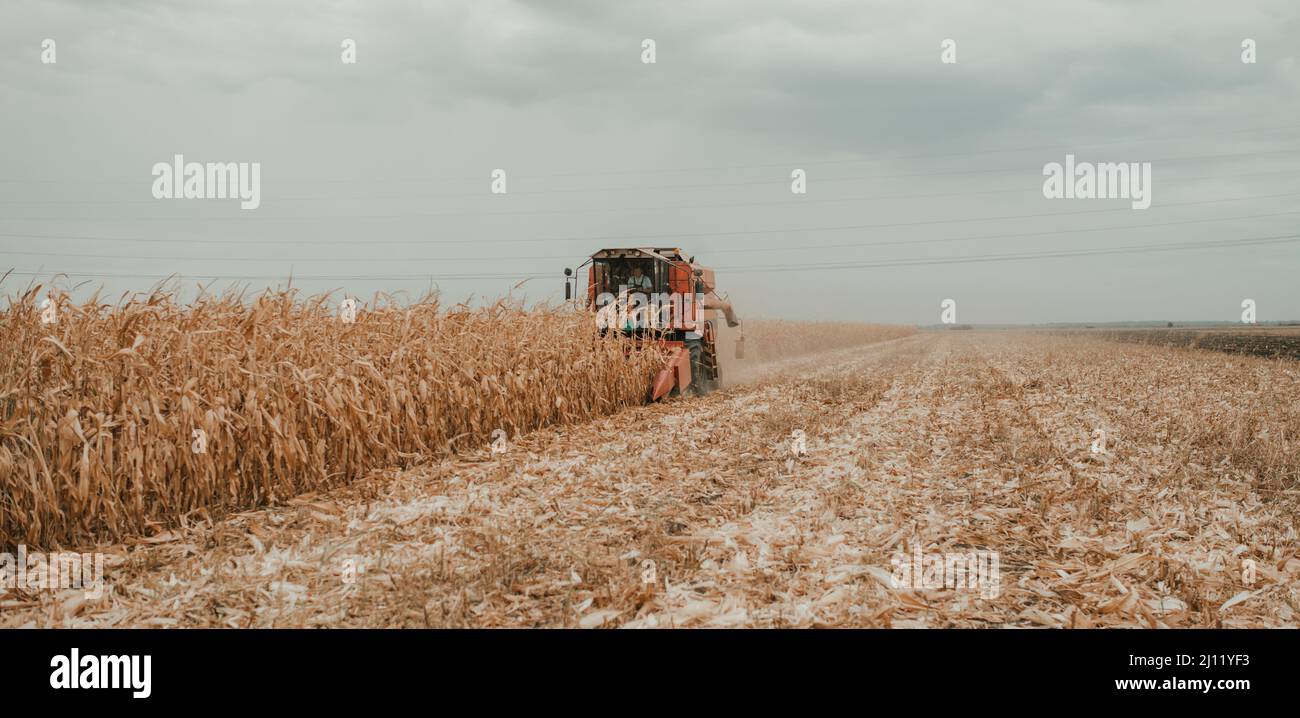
3 0 1299 324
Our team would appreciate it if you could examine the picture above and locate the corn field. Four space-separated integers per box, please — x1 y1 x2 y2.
0 285 667 549
8 329 1296 629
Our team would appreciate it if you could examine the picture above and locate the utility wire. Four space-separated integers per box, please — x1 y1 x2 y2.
3 189 1296 247
4 209 1298 264
8 231 1300 282
0 147 1295 214
716 233 1300 273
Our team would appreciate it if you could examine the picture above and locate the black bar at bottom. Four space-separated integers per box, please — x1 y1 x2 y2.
0 628 1285 706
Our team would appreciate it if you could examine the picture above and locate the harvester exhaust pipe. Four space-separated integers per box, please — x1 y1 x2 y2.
564 268 572 301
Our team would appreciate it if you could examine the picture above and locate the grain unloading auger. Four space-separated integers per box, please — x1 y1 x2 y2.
564 248 742 400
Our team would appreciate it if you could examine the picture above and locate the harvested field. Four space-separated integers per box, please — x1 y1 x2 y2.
1093 326 1300 360
5 331 1296 628
736 319 916 363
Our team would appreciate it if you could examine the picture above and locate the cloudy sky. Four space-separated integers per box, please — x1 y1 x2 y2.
2 0 1298 323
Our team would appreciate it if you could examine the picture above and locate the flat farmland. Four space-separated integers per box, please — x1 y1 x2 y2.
1093 326 1300 360
5 331 1296 628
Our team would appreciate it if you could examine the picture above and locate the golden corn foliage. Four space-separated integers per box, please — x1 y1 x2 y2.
1 286 665 548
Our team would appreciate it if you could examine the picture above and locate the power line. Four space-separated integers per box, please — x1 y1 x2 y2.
3 189 1296 247
5 209 1298 265
0 166 1291 212
0 148 1295 216
8 231 1300 283
709 209 1300 255
520 191 1300 245
2 183 1032 206
716 232 1300 273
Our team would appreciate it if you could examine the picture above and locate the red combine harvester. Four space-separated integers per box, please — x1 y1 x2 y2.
565 248 741 400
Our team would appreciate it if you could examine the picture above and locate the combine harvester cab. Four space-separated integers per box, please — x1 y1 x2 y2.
565 247 741 401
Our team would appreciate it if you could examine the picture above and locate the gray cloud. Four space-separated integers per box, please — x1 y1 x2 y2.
2 0 1299 323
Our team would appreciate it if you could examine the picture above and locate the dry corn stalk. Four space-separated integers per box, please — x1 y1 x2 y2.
0 284 666 548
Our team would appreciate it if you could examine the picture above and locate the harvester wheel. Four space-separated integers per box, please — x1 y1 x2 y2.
685 338 706 396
